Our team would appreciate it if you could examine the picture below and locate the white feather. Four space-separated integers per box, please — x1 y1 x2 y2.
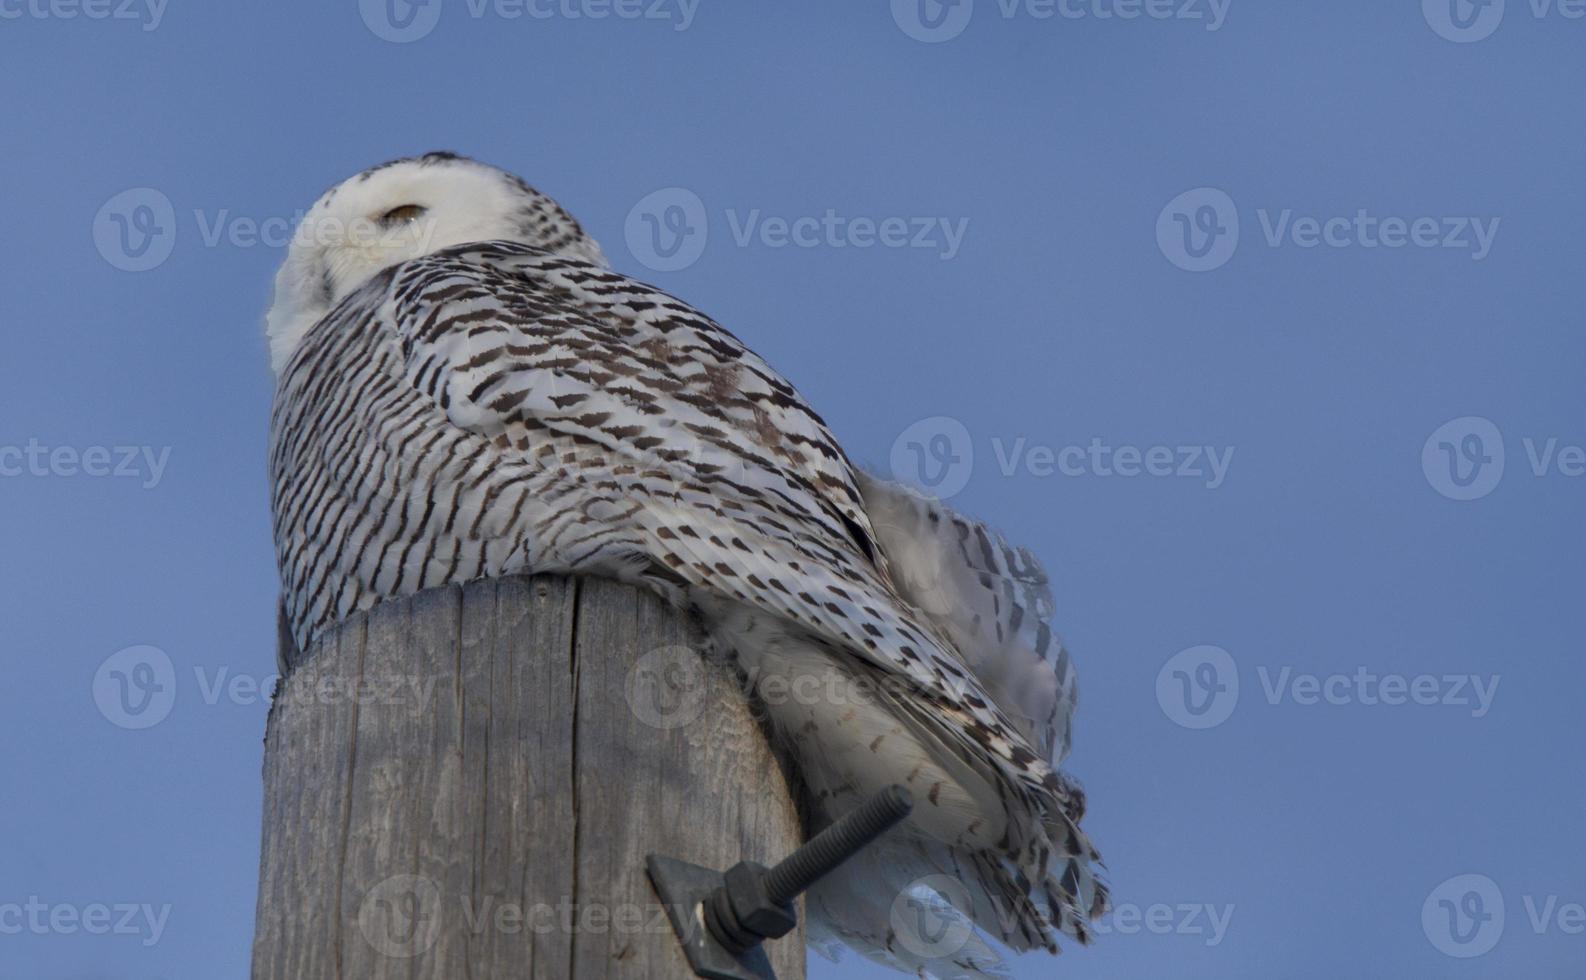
856 472 1078 764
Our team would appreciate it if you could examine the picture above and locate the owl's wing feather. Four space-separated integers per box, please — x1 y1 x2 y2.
855 473 1079 766
387 244 1037 742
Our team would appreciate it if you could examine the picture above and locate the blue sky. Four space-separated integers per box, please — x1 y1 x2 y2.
1 1 1582 977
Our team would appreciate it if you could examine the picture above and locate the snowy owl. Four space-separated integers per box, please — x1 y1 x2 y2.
265 152 1106 978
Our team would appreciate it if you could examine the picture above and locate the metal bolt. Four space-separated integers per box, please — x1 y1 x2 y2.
762 784 914 904
650 785 916 975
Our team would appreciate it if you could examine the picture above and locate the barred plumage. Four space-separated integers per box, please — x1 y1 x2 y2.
266 154 1107 978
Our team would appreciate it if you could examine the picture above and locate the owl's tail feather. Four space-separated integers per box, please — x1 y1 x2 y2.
804 837 1010 980
802 820 1106 980
705 605 1106 978
879 689 1109 950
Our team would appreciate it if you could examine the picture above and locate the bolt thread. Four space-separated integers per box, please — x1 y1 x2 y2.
762 785 913 905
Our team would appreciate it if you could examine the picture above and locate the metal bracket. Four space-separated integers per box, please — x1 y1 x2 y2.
647 785 914 980
647 855 778 980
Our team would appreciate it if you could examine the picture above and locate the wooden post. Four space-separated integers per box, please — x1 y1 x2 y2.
251 575 806 980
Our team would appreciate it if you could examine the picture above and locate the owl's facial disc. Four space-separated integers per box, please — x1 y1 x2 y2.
264 152 605 376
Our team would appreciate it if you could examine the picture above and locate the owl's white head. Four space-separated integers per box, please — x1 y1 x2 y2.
264 152 606 374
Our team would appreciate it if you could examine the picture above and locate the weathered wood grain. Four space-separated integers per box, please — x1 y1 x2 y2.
252 575 805 979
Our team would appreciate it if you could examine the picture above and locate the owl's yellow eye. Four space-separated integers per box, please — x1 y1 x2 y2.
379 204 428 226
